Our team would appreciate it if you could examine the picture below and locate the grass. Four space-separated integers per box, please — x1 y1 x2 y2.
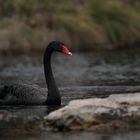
0 0 139 55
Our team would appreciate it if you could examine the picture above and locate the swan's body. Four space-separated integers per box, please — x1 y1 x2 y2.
0 84 47 105
0 41 72 105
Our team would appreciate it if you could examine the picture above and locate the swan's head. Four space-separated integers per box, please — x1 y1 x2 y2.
48 41 72 56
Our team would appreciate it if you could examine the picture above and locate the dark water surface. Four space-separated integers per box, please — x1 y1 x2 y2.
0 52 140 139
1 131 140 140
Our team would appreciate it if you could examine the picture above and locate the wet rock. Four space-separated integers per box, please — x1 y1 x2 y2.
44 93 140 132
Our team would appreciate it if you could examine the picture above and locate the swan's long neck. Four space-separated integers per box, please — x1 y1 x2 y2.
44 48 61 105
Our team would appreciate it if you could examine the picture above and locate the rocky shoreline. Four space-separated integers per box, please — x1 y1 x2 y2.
0 93 140 136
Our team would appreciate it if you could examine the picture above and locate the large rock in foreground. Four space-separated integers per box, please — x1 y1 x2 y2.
45 93 140 132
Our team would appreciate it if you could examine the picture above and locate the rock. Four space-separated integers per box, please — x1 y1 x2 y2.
44 93 140 132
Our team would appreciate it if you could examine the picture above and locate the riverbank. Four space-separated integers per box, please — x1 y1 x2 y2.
0 0 140 55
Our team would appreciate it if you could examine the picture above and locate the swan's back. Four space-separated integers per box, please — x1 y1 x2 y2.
0 84 47 105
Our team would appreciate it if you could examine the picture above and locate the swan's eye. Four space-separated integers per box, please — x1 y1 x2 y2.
62 46 72 56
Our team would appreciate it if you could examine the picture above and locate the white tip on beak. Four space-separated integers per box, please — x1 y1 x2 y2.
68 52 72 56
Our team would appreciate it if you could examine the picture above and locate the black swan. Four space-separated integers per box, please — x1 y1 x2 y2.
0 41 72 105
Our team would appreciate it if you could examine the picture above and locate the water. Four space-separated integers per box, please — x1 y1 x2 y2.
1 131 140 140
0 51 140 139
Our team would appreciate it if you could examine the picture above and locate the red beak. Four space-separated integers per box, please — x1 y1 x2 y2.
62 46 72 56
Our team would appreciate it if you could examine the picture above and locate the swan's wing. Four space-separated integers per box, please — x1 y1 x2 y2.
0 84 47 105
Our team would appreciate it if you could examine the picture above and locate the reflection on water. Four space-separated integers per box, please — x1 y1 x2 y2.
1 131 140 140
0 105 60 117
0 52 140 139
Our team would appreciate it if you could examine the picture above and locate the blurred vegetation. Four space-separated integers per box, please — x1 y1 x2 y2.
0 0 139 54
